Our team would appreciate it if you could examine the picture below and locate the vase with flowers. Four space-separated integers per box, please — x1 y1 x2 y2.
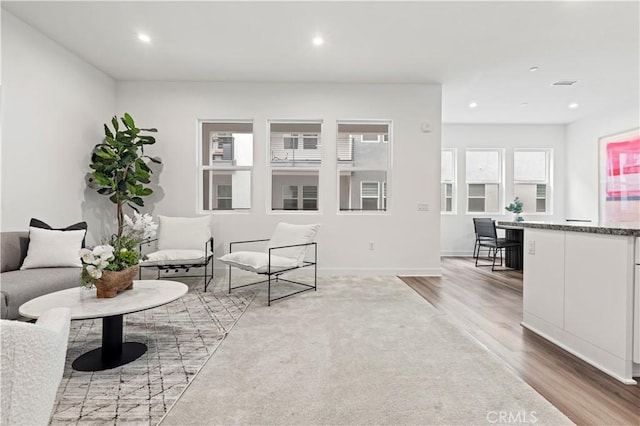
505 197 524 222
80 213 158 297
82 113 161 297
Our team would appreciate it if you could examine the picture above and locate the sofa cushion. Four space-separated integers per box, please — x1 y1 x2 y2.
157 216 211 251
0 268 80 320
141 249 212 266
29 218 88 247
20 227 86 270
218 251 299 274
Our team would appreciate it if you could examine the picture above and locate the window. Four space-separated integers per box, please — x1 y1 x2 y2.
272 171 319 211
270 123 321 166
269 121 321 212
282 185 299 210
441 149 456 213
337 121 391 212
465 149 502 213
283 136 297 150
200 121 253 211
361 182 380 210
302 185 318 210
302 135 319 150
216 184 232 210
513 149 552 213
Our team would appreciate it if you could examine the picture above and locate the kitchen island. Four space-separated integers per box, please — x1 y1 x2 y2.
497 221 640 384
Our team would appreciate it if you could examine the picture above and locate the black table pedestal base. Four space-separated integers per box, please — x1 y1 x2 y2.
72 342 147 371
71 314 147 372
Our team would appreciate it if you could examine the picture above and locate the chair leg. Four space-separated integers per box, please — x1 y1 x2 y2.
491 248 498 271
204 260 208 292
228 265 232 294
268 274 272 307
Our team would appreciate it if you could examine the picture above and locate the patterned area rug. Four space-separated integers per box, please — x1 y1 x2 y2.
49 275 258 425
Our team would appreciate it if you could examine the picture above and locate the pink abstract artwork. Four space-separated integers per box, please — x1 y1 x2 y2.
600 128 640 223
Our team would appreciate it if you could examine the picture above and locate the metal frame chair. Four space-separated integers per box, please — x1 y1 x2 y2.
472 217 494 259
224 239 318 306
474 220 521 271
139 237 214 291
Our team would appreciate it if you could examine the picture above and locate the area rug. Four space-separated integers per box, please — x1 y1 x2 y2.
49 275 258 425
161 276 573 425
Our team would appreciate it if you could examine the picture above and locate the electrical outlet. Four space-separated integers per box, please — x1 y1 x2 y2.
369 242 375 251
417 203 429 211
528 240 535 255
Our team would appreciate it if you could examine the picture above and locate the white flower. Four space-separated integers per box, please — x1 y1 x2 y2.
93 245 114 261
79 248 95 264
96 258 109 270
86 265 103 279
123 212 158 241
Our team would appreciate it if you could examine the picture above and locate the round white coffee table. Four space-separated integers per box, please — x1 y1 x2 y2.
19 280 188 372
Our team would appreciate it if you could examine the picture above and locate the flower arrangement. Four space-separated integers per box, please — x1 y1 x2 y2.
80 212 158 288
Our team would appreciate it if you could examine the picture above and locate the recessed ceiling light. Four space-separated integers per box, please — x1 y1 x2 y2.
468 101 478 109
520 102 529 107
568 102 579 109
529 66 539 72
137 33 151 43
312 36 324 46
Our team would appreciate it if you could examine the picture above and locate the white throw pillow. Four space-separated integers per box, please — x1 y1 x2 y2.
267 223 320 263
157 215 211 251
141 249 212 266
20 227 86 269
218 251 299 274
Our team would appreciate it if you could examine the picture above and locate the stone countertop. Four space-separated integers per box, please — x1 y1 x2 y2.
496 221 640 237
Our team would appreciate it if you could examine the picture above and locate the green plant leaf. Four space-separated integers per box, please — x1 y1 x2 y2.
130 196 144 206
122 112 135 129
98 187 114 195
111 116 119 132
104 124 114 139
93 172 112 186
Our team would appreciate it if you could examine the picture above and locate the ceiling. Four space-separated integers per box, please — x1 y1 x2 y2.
3 1 639 124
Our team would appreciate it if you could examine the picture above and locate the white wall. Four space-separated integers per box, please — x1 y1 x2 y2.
1 12 116 242
565 102 640 222
441 124 566 256
116 82 442 275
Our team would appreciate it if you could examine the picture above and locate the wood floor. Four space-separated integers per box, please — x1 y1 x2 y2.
400 257 640 426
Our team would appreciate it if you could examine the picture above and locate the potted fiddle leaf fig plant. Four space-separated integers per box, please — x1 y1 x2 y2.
84 113 161 296
88 112 161 237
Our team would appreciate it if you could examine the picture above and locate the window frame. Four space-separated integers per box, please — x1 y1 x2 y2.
336 120 392 214
465 148 504 214
441 148 457 214
198 119 254 214
268 120 323 214
512 148 552 215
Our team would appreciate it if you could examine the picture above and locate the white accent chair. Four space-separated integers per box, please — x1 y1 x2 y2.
139 215 214 291
1 307 72 426
219 222 319 305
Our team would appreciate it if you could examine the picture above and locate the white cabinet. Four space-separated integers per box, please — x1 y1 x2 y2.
523 229 565 328
522 228 638 384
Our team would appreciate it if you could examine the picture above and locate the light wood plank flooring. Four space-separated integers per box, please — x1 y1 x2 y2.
400 257 640 426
